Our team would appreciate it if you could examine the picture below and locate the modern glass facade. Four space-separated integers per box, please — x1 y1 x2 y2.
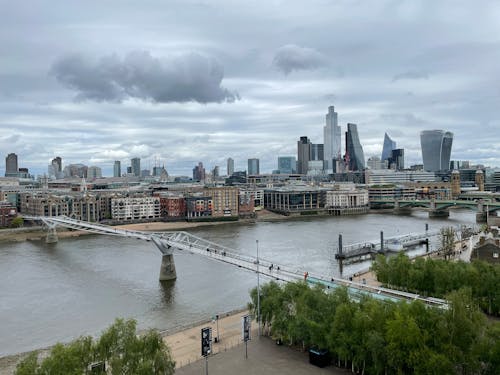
345 123 365 171
227 157 234 176
113 161 121 177
131 157 141 177
277 156 296 174
420 130 453 172
297 136 311 174
5 153 18 177
381 133 396 162
248 158 260 175
323 106 341 170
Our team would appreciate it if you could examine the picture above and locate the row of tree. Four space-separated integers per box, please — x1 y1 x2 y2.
249 281 500 375
371 253 500 315
16 318 175 375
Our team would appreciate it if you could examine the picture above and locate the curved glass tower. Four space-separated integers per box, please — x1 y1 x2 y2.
381 133 396 162
420 130 453 172
345 123 365 171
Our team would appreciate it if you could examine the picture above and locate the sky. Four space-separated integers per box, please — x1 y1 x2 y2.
1 0 500 176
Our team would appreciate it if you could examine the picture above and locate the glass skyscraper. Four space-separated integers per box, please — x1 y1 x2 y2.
227 157 234 176
381 133 396 162
345 123 365 171
131 157 141 177
113 161 121 177
323 106 342 170
248 158 260 175
420 130 453 172
277 156 296 174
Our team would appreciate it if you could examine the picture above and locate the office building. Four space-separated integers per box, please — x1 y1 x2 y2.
277 156 296 174
113 161 121 177
297 136 311 175
420 130 453 172
248 158 260 175
345 123 365 171
87 166 102 179
5 153 18 177
389 149 404 170
131 157 141 177
227 158 234 176
193 162 206 181
367 156 386 170
310 144 324 161
381 133 396 162
323 106 342 170
51 157 62 173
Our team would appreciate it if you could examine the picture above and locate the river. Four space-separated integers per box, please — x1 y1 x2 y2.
0 210 476 356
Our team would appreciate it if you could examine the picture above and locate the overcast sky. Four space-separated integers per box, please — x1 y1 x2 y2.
1 0 499 176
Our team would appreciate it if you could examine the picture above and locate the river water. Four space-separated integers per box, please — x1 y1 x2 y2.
0 210 475 356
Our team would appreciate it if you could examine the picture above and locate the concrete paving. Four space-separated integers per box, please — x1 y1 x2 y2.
175 336 348 375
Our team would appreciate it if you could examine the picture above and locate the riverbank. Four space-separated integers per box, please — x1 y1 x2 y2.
0 307 253 374
0 209 310 243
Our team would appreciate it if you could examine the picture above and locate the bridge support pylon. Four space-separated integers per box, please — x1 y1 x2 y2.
429 210 449 218
151 236 177 281
159 254 177 281
46 227 58 243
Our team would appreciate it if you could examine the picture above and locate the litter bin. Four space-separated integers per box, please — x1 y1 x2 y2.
309 348 330 368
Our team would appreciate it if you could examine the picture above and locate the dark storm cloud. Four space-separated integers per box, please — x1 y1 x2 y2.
272 44 326 75
50 51 239 104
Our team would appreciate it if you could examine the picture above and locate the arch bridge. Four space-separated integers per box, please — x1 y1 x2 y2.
370 199 500 221
24 215 448 308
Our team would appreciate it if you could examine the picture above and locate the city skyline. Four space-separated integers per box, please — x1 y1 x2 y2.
1 1 500 176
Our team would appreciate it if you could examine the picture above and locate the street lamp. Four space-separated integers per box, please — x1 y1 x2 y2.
256 239 261 337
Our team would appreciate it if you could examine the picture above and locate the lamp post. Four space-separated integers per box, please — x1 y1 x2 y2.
256 239 261 337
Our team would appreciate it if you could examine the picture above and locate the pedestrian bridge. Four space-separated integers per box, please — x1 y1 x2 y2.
24 215 447 308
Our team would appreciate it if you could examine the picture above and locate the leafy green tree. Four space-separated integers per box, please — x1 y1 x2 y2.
15 319 175 375
439 226 456 260
10 216 24 228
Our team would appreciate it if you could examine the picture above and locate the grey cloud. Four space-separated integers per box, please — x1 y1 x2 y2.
392 70 429 82
50 51 239 104
272 44 326 75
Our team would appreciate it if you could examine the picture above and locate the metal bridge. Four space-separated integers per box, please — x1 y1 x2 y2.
24 215 448 308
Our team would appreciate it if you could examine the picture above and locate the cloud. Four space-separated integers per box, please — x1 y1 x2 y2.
50 51 239 104
392 70 429 82
272 44 326 75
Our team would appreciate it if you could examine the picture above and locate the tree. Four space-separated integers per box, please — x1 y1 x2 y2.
10 216 24 228
439 227 456 260
15 319 175 375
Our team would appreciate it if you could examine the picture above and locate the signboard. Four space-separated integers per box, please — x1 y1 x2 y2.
242 315 251 342
201 327 212 357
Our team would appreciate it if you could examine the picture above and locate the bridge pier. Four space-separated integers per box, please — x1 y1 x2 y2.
429 210 449 218
45 227 58 244
393 202 411 215
159 254 177 281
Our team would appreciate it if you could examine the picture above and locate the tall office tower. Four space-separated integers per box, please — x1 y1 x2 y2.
113 161 121 177
297 136 311 174
420 130 454 172
277 156 296 174
131 157 141 177
227 158 234 176
345 123 366 171
310 144 324 161
389 149 405 170
212 166 220 178
323 106 342 170
51 157 62 173
193 162 206 181
5 153 18 177
248 158 260 175
381 133 396 162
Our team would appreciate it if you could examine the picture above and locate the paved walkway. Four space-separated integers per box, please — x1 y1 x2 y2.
176 336 348 375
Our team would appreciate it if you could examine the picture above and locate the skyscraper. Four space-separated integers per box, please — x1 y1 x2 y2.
323 106 342 170
5 153 18 177
113 161 121 177
389 149 404 170
297 136 311 175
227 158 234 176
248 158 260 175
193 162 206 181
310 144 324 161
381 133 396 162
51 157 62 173
277 156 296 174
345 123 365 171
131 157 141 177
420 130 453 172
